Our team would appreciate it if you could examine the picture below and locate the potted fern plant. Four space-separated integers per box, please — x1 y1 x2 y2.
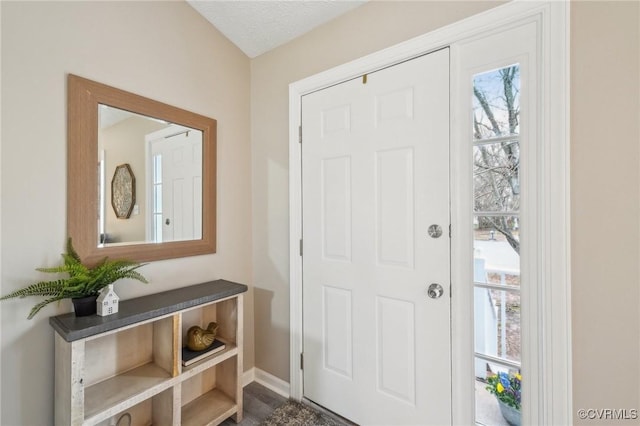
0 238 148 319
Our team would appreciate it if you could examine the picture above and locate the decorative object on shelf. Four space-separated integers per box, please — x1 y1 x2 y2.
186 321 219 351
0 238 148 319
111 163 136 219
486 371 521 426
182 339 226 367
96 284 120 316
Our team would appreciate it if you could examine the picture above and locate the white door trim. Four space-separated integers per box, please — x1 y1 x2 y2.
288 2 570 424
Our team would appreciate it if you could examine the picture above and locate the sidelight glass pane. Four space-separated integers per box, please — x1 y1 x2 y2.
475 363 522 426
474 142 519 213
474 215 520 267
473 65 520 140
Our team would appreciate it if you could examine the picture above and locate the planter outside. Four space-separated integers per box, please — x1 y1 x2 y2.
72 295 98 317
497 399 521 426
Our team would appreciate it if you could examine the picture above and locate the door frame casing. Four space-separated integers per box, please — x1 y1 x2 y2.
288 2 570 424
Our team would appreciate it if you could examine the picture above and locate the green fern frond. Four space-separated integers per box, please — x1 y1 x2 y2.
120 270 149 284
103 261 143 275
36 265 71 274
27 295 66 320
62 254 89 277
62 253 81 267
60 280 93 298
83 268 111 295
0 280 67 300
94 259 138 274
66 237 81 263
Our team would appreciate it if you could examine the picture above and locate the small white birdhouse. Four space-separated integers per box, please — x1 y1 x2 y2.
96 284 119 316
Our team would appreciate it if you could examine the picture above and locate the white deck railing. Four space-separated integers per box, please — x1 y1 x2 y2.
474 257 521 376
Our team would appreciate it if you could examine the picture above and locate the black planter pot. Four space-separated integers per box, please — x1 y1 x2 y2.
71 295 98 317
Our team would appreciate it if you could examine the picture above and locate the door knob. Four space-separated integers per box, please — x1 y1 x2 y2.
165 218 171 225
427 283 444 299
428 224 443 238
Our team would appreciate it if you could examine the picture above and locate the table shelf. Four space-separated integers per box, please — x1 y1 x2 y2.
52 280 246 426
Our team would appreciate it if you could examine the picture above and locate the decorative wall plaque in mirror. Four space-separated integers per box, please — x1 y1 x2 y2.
111 163 136 219
68 74 216 265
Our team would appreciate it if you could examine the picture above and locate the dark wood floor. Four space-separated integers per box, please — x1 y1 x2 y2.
221 382 288 425
222 381 354 426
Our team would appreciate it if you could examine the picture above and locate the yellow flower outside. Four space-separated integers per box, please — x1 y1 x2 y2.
516 373 522 380
497 383 504 393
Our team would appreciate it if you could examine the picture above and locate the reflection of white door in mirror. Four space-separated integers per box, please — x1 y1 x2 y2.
145 126 203 243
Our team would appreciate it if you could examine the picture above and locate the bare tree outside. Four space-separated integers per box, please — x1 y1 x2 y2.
473 66 520 254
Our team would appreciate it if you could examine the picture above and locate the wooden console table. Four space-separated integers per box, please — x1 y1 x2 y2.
50 279 247 426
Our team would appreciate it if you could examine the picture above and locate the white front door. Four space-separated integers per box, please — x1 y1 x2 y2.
301 48 451 425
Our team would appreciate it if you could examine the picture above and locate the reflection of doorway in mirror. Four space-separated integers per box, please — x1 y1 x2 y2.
146 126 203 243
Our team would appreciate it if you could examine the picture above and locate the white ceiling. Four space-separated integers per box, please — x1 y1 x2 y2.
99 105 134 129
187 0 367 58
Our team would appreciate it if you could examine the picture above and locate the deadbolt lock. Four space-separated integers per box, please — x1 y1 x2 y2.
428 224 442 239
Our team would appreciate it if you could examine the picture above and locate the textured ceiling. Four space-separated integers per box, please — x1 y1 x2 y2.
187 0 367 58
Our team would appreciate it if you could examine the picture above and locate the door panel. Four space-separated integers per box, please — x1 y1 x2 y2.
302 48 451 425
322 156 352 261
149 129 202 242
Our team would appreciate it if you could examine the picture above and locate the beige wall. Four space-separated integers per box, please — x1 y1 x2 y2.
571 2 640 424
0 2 253 425
251 0 640 418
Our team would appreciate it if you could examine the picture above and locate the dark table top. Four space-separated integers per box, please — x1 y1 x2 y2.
49 279 248 342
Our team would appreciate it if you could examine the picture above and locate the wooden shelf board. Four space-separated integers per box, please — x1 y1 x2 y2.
182 344 238 375
84 362 173 424
182 388 237 426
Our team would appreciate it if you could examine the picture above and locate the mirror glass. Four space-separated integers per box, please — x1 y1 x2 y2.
98 105 203 246
68 74 216 265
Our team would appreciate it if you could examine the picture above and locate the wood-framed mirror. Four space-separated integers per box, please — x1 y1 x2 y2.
68 74 216 265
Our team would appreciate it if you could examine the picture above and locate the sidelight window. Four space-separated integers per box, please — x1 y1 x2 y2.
472 65 522 425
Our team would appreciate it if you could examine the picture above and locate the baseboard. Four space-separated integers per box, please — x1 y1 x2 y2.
242 367 256 387
248 367 290 398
